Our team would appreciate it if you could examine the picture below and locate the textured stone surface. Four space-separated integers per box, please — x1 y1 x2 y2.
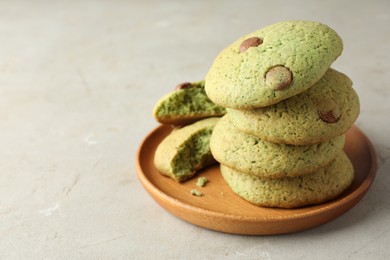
1 0 390 259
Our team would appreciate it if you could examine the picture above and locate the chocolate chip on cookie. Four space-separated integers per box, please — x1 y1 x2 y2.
239 37 263 53
319 109 341 123
175 82 192 90
265 66 293 91
317 99 341 123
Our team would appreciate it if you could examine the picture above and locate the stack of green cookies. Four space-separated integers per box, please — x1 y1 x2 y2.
206 21 360 208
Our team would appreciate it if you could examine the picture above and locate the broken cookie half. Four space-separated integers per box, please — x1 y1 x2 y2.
154 117 219 182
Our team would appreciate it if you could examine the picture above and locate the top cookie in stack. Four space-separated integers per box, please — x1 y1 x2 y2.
205 20 343 109
206 20 360 208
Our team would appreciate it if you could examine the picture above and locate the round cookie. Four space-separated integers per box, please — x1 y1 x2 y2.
205 20 343 109
153 81 226 125
154 117 220 182
210 115 345 178
220 151 354 208
227 68 360 145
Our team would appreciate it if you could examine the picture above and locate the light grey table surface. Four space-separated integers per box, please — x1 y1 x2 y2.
1 0 389 259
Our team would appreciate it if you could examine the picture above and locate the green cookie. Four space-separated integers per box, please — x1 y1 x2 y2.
205 20 343 109
210 115 345 178
154 117 219 182
221 151 354 208
228 68 360 145
153 80 226 125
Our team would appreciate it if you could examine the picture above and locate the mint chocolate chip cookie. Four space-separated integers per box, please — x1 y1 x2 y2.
210 115 345 178
154 117 219 182
227 68 360 145
220 151 354 208
153 80 226 125
205 20 343 109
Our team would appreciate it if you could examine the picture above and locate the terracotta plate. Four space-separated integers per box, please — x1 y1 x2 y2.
136 125 377 235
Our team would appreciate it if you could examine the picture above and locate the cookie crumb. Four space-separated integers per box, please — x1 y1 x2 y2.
196 176 208 187
191 189 203 197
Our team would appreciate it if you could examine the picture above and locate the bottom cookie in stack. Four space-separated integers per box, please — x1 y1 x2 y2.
220 151 354 209
210 115 353 208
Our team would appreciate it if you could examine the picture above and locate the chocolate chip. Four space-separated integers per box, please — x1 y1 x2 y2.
319 110 340 123
239 37 263 53
265 66 293 91
317 99 341 123
175 82 192 90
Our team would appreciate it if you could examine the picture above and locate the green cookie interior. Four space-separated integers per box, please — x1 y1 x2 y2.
154 117 219 182
153 81 226 125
